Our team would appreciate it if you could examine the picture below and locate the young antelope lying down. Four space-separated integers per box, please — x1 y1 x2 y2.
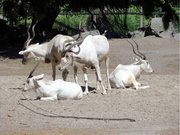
109 58 153 89
23 74 83 100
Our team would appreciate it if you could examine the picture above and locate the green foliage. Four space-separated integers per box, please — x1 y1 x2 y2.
54 13 150 36
54 14 89 32
0 0 179 34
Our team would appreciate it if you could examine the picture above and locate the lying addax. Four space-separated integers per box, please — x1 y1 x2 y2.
59 34 111 95
23 63 83 100
18 22 75 80
109 39 153 89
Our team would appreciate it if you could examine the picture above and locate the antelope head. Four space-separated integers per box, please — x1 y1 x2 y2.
134 57 153 73
59 39 83 71
23 62 41 91
62 38 83 57
127 39 153 73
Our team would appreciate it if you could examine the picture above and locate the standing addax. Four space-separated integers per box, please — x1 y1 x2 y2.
59 34 111 95
18 21 76 80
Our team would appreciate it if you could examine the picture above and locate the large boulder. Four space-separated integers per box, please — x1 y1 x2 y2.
150 17 176 38
130 17 179 40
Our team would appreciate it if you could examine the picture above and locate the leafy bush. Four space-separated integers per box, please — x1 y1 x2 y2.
54 13 149 36
53 14 89 33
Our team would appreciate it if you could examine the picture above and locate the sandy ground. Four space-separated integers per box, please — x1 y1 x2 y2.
0 37 179 135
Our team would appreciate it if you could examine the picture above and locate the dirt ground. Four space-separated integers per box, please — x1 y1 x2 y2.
0 37 179 135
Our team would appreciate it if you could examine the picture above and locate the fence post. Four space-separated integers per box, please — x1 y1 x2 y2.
140 7 143 28
93 14 97 28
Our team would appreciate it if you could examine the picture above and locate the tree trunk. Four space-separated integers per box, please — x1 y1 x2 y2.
32 4 60 39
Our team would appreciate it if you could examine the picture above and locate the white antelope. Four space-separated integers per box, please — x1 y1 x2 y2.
59 34 111 95
109 39 153 89
23 63 83 100
18 22 76 80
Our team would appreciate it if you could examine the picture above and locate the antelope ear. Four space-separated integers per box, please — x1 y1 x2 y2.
134 57 139 62
34 74 44 80
133 57 137 61
138 57 143 62
19 50 29 55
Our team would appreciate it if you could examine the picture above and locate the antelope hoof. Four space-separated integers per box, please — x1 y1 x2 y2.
102 91 107 95
107 86 111 91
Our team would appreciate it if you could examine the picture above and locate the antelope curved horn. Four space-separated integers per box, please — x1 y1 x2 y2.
126 39 143 59
75 21 82 41
26 21 38 47
23 25 31 49
131 39 146 60
62 39 76 51
24 21 38 49
102 30 107 36
64 39 83 52
75 32 82 41
31 21 38 40
62 39 82 56
71 46 81 55
27 61 40 78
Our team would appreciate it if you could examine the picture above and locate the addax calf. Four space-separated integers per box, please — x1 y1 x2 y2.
23 63 83 100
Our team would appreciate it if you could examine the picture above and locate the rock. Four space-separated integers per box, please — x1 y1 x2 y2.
150 17 176 38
